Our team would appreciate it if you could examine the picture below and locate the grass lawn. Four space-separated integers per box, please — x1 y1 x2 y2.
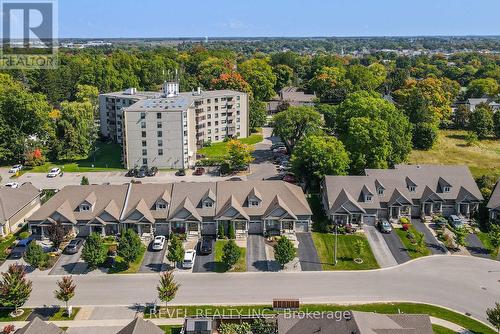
394 227 432 259
0 234 17 262
432 324 457 334
409 129 500 179
145 302 494 334
0 308 32 321
311 232 379 270
15 142 124 175
476 232 499 259
214 240 246 272
158 325 182 334
48 307 81 321
108 245 146 274
197 133 263 159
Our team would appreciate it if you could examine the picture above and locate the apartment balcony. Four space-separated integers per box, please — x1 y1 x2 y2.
196 132 205 138
196 116 206 122
195 108 204 114
196 124 206 130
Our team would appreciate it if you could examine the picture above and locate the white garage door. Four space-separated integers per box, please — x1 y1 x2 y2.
295 222 309 233
202 222 216 236
248 221 262 234
363 215 376 225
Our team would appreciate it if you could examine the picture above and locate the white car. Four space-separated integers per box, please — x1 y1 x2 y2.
151 235 166 251
47 167 61 178
183 249 196 269
9 164 23 173
5 182 19 188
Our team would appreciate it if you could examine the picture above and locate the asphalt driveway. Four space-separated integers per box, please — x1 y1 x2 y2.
50 248 83 275
138 242 168 273
363 223 398 267
246 234 268 271
193 238 215 273
296 233 322 271
411 219 447 255
466 233 490 259
378 228 411 264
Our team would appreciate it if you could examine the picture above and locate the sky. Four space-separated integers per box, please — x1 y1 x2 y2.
57 0 500 38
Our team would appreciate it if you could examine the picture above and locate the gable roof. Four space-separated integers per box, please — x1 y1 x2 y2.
202 188 217 202
331 189 366 214
264 195 298 220
420 186 443 202
117 318 163 334
124 198 155 223
15 317 64 334
100 199 121 220
0 183 40 222
216 195 250 221
487 180 500 210
52 200 77 224
169 197 203 222
387 189 413 207
248 187 263 201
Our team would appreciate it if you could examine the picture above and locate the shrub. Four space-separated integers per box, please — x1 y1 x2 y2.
228 222 236 240
222 240 241 269
465 131 479 147
273 236 296 268
217 223 225 239
18 232 30 240
402 223 410 231
399 217 410 224
23 243 48 269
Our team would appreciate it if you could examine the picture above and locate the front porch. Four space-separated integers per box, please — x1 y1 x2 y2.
330 213 363 226
389 205 411 220
420 201 443 219
456 202 480 219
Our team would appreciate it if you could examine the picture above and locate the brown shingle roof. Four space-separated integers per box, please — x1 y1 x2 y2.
0 183 40 222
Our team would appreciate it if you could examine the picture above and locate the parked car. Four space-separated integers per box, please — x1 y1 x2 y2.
448 215 465 229
136 166 148 178
193 167 205 176
147 166 158 177
183 249 196 269
151 235 166 251
282 173 296 184
176 168 186 176
10 237 33 259
64 238 84 254
9 164 23 173
227 177 242 181
126 168 138 177
377 219 392 233
5 182 19 188
47 167 61 178
199 237 213 255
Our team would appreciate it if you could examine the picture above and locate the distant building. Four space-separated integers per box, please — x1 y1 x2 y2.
487 180 500 224
99 82 249 169
466 98 500 112
267 86 316 115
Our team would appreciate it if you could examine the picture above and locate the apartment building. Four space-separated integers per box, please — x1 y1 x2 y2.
99 82 249 169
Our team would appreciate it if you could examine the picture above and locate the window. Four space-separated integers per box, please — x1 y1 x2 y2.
156 112 162 119
208 129 211 134
249 200 260 207
157 122 162 129
207 114 211 119
207 99 211 103
215 98 218 103
141 131 146 138
142 158 147 165
365 195 372 202
215 106 219 111
409 186 416 192
237 96 240 101
215 136 219 140
207 106 211 111
142 149 147 156
215 128 219 133
203 201 213 208
215 113 219 118
183 130 188 136
158 140 163 147
141 122 146 129
80 204 91 211
157 131 162 137
444 186 450 193
378 188 384 195
158 149 163 156
157 203 167 210
222 120 226 124
140 112 146 120
142 140 147 147
208 122 211 126
215 121 219 126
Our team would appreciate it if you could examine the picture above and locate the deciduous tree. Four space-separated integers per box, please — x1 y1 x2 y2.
239 58 276 101
0 264 32 315
469 103 494 139
23 243 48 269
117 229 142 267
47 221 67 249
273 236 296 268
157 271 180 309
54 276 76 312
81 232 107 269
226 139 254 171
167 235 185 268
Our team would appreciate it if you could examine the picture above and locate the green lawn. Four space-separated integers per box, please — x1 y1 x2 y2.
311 232 379 270
409 130 500 179
48 307 81 321
476 232 499 259
0 308 32 322
197 133 263 159
145 302 494 334
16 142 124 174
158 325 182 334
394 226 432 259
0 234 17 262
108 245 146 274
214 240 246 272
432 324 457 334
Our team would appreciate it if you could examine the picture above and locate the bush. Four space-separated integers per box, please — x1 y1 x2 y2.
273 236 296 268
399 217 410 224
17 232 30 240
195 157 224 167
222 240 241 269
23 243 48 269
81 233 107 269
402 223 410 231
228 222 236 240
465 132 479 147
217 223 225 239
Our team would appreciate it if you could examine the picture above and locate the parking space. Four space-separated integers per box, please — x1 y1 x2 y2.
466 233 490 259
296 233 322 271
411 219 447 255
363 223 398 268
49 248 83 275
379 227 412 264
246 234 269 271
193 238 215 273
138 243 168 273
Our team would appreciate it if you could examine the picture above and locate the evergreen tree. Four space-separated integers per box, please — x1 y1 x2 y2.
273 236 296 268
228 222 236 240
222 240 241 270
80 176 89 185
81 233 107 269
117 229 142 267
23 243 48 269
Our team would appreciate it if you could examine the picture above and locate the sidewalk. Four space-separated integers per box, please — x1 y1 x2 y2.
430 316 473 333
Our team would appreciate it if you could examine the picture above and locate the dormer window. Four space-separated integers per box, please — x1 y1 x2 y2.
365 195 373 202
156 203 167 210
203 201 213 208
443 186 450 193
249 200 260 208
377 188 384 196
409 186 416 192
80 204 91 212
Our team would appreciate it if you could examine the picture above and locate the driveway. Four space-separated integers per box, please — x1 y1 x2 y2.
193 238 215 273
296 233 322 271
138 243 168 273
248 127 282 181
378 229 411 264
466 233 490 259
50 249 84 275
246 234 268 271
363 223 398 268
411 219 447 255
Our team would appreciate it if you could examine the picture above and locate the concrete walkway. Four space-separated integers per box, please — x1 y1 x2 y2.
430 316 473 333
363 225 398 268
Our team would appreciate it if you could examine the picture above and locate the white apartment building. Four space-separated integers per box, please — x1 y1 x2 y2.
99 82 249 169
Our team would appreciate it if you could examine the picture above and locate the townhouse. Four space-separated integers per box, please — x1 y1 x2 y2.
487 180 500 224
0 183 41 236
27 181 312 238
321 164 483 225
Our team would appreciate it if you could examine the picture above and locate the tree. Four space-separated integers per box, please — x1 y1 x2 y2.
117 229 142 267
226 139 254 171
466 78 499 98
23 243 48 269
210 71 252 97
228 222 236 240
273 64 294 91
346 63 386 92
167 235 185 268
272 106 323 153
239 58 276 101
452 104 470 130
157 271 180 309
273 236 296 268
291 135 350 188
486 302 500 334
494 111 500 139
412 122 438 150
81 232 107 269
80 176 89 185
454 227 468 247
489 224 500 252
222 240 241 270
249 100 267 131
218 223 225 239
469 103 494 139
308 66 351 103
353 240 365 262
47 221 67 249
251 318 277 334
54 276 76 313
0 264 32 315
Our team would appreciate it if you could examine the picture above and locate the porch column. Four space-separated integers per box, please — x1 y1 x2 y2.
198 222 201 235
397 207 401 218
168 221 171 236
430 203 434 214
466 204 470 217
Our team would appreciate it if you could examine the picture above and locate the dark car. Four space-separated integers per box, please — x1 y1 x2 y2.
64 238 84 254
199 237 213 255
193 167 205 176
136 166 148 178
10 238 34 259
147 166 158 176
176 168 186 176
126 168 138 177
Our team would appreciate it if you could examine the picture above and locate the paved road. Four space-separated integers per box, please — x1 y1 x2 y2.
296 233 322 271
193 239 215 273
246 235 268 271
411 220 447 255
363 224 398 268
466 234 491 259
248 127 281 181
138 244 168 273
25 256 500 323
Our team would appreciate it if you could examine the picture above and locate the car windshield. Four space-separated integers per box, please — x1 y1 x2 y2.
50 168 58 172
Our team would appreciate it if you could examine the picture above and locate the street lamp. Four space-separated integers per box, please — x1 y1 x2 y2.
334 222 338 266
